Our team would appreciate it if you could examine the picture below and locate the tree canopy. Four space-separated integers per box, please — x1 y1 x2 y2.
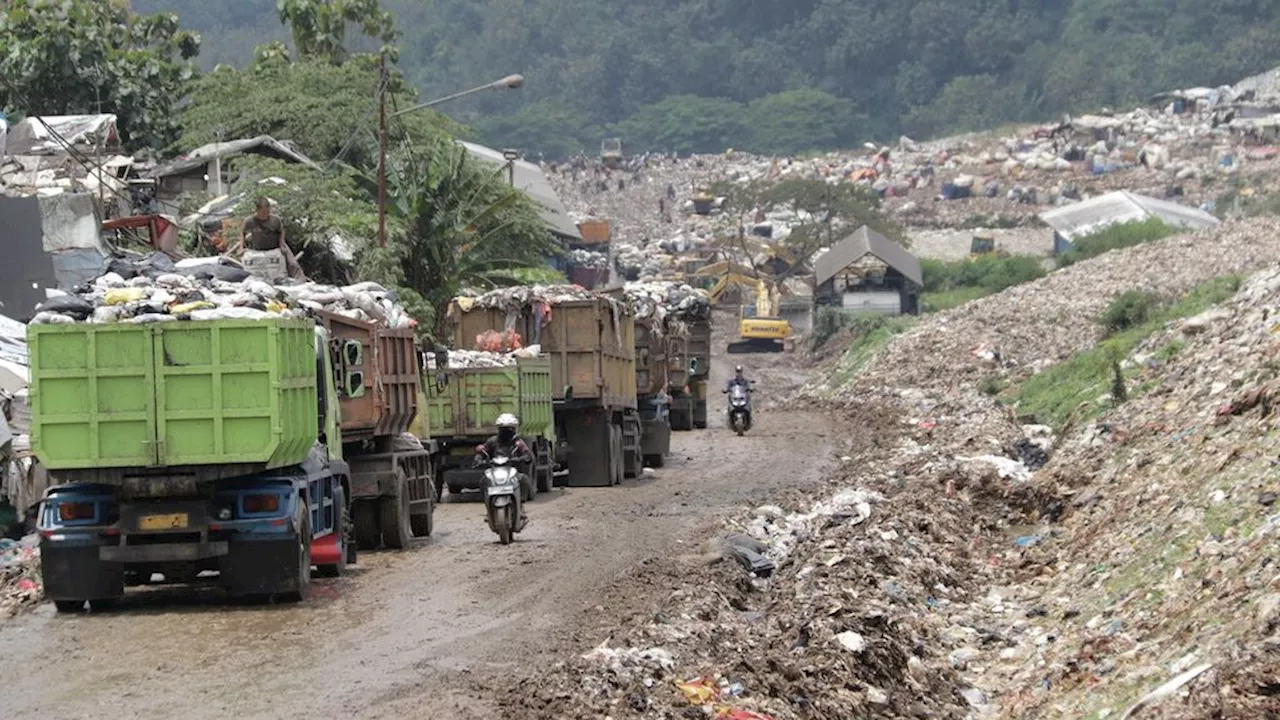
176 53 456 167
0 0 201 150
136 0 1280 158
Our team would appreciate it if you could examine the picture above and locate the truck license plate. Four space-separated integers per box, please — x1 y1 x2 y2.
138 513 188 531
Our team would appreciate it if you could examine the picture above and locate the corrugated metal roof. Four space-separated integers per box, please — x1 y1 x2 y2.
1038 190 1219 241
814 226 922 287
148 136 318 178
458 141 581 241
8 114 118 155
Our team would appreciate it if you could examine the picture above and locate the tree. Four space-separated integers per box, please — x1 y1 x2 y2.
276 0 395 63
612 96 748 155
0 0 200 150
745 89 862 156
358 139 560 338
177 53 456 169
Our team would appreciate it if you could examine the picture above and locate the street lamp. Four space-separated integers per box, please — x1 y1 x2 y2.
390 74 524 118
378 72 525 246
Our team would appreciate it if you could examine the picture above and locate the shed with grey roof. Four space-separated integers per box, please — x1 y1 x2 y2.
813 226 921 316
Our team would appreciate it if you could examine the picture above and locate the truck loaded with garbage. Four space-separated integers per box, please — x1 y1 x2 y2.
443 282 711 485
24 255 436 610
447 285 642 487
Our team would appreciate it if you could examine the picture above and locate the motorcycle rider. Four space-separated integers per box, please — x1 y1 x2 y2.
725 365 752 392
475 413 535 510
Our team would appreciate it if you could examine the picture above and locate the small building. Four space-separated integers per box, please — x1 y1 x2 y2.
813 226 922 316
147 136 318 213
1038 190 1219 255
457 141 581 243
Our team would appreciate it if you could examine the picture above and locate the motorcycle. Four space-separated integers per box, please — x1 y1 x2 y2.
480 454 527 544
724 382 753 436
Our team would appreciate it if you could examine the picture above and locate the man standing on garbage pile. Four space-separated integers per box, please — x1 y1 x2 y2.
228 197 305 281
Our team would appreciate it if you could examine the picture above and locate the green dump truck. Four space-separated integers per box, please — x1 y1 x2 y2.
450 295 640 487
27 316 431 611
421 356 555 499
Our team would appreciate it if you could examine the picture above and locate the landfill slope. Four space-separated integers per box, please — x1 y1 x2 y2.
488 217 1280 719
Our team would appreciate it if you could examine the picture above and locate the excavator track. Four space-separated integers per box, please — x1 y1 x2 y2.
726 339 783 354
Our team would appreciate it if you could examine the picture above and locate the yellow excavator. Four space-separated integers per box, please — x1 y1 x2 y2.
727 279 790 354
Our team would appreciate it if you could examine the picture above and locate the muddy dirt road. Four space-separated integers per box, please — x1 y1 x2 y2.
0 352 831 720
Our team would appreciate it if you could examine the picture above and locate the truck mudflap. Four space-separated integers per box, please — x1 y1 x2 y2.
219 536 303 595
40 540 124 602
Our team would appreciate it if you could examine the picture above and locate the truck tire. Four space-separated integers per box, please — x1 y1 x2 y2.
535 440 553 494
281 500 311 603
353 500 380 550
88 598 117 612
610 424 623 486
54 600 84 614
380 472 413 550
644 453 665 468
410 507 433 537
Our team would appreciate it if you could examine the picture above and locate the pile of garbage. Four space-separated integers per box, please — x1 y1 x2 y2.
496 216 1280 718
622 281 710 320
974 261 1280 717
27 254 413 329
458 284 605 311
441 345 541 369
0 535 41 619
567 248 608 269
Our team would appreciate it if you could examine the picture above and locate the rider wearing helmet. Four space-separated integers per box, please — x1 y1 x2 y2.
725 365 751 392
478 413 532 464
476 413 535 503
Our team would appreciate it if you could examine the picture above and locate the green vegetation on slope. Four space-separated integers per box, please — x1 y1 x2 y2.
827 316 916 388
1056 218 1178 268
920 255 1047 311
130 0 1280 158
1011 276 1242 429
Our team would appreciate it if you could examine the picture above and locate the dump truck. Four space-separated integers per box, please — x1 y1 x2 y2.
28 318 355 611
669 315 710 430
633 316 678 467
420 355 556 499
318 310 435 550
450 295 639 486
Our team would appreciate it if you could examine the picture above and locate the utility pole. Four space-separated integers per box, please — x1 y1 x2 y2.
377 53 388 248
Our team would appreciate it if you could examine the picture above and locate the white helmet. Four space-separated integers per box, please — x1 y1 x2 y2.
496 413 519 428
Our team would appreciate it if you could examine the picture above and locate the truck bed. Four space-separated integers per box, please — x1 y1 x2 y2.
425 357 554 440
451 299 636 409
28 319 318 474
317 310 419 443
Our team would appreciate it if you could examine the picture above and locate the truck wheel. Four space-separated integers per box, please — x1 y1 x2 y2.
88 598 117 612
644 453 665 468
410 507 433 537
380 472 413 550
281 501 311 603
535 441 553 494
610 425 623 486
54 600 84 614
353 500 380 550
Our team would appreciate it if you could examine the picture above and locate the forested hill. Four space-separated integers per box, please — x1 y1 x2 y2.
136 0 1280 158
